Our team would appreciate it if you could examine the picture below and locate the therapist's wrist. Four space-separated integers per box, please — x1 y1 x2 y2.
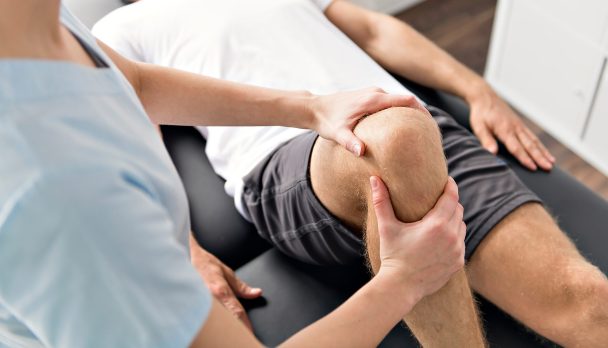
371 269 422 317
299 91 317 130
275 90 316 130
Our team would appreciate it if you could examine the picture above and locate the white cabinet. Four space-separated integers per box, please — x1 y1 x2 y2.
486 0 608 176
584 68 608 170
528 0 608 45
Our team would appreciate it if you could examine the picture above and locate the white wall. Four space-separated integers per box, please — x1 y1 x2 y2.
485 0 608 176
63 0 124 28
349 0 424 14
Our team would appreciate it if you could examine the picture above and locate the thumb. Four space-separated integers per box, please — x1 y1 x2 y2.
475 123 498 154
234 278 262 299
370 176 397 230
224 268 263 299
337 128 365 157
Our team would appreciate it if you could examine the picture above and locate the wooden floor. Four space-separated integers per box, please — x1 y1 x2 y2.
397 0 608 200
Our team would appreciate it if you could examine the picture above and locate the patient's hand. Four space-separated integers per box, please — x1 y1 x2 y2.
310 87 424 157
468 88 555 171
190 236 262 331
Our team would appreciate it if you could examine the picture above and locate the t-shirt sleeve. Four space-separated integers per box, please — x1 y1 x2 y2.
310 0 334 11
92 9 143 61
0 169 211 348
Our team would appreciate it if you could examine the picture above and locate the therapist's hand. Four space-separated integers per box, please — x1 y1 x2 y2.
189 236 261 331
310 88 424 157
371 176 466 303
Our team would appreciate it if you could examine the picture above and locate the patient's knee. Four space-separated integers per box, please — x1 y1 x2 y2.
355 106 448 222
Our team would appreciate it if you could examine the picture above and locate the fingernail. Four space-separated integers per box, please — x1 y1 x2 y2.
353 143 362 157
370 176 378 189
250 288 262 293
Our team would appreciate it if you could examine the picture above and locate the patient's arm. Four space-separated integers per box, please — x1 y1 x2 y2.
325 0 554 171
189 235 262 331
97 40 416 157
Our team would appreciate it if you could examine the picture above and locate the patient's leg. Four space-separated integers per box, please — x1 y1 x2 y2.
311 107 486 347
467 203 608 347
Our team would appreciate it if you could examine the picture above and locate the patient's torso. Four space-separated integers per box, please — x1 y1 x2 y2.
94 0 415 219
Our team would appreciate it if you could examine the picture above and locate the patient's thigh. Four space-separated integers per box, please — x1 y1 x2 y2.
467 203 604 333
310 136 370 233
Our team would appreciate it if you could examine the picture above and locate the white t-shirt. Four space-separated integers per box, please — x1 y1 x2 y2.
93 0 415 220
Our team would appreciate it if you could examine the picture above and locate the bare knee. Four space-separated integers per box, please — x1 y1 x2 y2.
310 106 447 230
354 106 448 222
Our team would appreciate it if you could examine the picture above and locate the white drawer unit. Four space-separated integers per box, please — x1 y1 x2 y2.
486 0 608 176
583 67 608 172
528 0 608 45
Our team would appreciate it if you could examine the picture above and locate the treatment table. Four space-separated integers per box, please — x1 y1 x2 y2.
162 78 608 347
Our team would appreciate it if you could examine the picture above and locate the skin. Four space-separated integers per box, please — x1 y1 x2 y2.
117 2 607 345
305 1 608 346
0 0 467 346
467 203 608 347
191 177 466 348
311 106 486 347
325 0 554 171
98 40 415 157
175 0 558 328
189 236 262 331
115 3 605 346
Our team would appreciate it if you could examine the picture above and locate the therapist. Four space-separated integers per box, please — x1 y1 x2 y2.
0 1 465 347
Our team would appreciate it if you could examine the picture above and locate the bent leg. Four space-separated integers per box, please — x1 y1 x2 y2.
311 107 485 346
468 203 608 347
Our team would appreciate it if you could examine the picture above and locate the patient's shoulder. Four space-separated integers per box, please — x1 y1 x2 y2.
92 1 154 61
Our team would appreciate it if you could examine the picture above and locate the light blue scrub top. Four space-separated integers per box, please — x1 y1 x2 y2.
0 6 211 348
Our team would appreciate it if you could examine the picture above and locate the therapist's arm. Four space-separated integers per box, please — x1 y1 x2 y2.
97 40 415 157
191 177 465 347
323 0 554 171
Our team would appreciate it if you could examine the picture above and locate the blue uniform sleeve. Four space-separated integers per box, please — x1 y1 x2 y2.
0 168 211 348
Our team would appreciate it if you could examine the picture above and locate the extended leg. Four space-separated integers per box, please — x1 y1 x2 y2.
311 107 485 346
467 203 608 347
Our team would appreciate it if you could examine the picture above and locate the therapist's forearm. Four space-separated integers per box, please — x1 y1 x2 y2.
136 62 315 128
279 273 419 348
98 39 315 128
195 271 420 347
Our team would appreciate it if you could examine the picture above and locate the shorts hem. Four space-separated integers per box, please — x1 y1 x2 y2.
464 193 542 259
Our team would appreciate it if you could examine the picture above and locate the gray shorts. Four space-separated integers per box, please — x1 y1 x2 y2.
242 106 542 265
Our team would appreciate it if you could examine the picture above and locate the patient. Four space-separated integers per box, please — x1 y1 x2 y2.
95 0 608 346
